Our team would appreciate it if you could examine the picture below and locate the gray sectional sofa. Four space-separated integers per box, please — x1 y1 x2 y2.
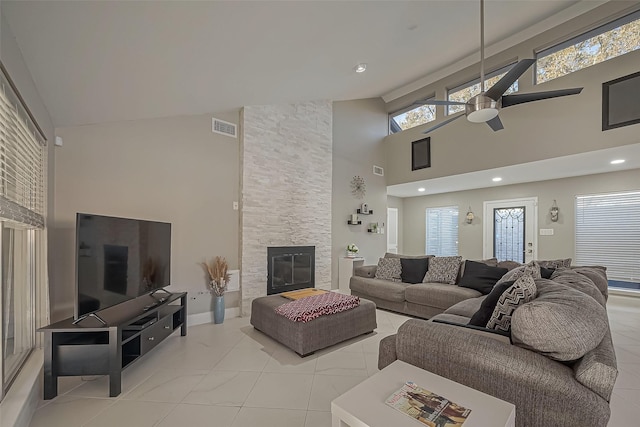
349 253 492 318
377 266 617 427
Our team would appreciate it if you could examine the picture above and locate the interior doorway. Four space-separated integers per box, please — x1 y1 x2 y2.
483 197 538 263
387 208 398 254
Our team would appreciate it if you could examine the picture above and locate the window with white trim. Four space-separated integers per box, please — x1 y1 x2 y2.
389 98 436 134
425 206 459 256
576 191 640 290
447 63 518 115
536 10 640 84
0 64 46 400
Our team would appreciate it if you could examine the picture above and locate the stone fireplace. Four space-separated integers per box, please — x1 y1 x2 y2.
240 100 332 315
267 246 315 295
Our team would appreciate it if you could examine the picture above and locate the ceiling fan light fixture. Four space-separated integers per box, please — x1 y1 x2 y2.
467 107 499 123
354 63 367 73
465 94 500 123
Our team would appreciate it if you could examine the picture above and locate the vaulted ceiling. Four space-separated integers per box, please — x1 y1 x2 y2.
2 0 596 127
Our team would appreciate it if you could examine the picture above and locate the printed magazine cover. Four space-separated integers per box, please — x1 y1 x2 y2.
385 381 472 427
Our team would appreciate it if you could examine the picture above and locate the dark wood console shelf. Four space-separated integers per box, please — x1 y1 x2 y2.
39 292 187 399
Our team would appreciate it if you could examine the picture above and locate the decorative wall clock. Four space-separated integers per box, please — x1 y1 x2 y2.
351 175 366 199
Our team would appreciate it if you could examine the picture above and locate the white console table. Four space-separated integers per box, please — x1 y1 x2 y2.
332 360 515 427
338 256 364 293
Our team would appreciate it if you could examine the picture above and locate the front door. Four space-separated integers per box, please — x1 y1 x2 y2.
483 197 538 263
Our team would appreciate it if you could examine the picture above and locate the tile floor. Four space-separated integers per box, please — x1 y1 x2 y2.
29 295 640 427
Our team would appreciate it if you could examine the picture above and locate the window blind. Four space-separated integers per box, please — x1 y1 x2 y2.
425 206 459 256
0 72 45 229
576 192 640 282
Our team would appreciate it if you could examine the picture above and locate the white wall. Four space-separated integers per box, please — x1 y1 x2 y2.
401 169 640 261
387 195 404 254
54 112 240 321
332 98 389 284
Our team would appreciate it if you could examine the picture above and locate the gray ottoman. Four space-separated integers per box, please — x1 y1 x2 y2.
250 294 377 356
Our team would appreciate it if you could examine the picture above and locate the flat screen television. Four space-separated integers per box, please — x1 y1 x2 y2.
75 213 171 319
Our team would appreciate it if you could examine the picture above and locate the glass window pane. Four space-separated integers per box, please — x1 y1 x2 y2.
493 207 525 263
447 68 518 115
536 12 640 84
2 225 35 388
390 103 436 133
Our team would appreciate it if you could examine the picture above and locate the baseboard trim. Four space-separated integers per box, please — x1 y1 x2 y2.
188 307 240 326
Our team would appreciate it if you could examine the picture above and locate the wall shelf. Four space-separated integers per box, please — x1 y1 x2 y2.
357 209 373 215
347 220 362 225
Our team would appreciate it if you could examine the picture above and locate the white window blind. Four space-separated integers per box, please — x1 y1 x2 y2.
576 192 640 283
425 206 459 256
0 70 45 229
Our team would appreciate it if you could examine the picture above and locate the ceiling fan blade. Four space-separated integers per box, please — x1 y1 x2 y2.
486 115 504 132
422 114 465 135
483 58 535 101
414 100 467 106
501 88 583 108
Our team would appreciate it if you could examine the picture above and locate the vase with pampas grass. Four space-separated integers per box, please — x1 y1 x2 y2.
200 256 230 324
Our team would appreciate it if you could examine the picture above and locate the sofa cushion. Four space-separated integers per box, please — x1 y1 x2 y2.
349 276 407 302
550 268 606 306
457 260 508 294
400 258 429 284
405 283 481 310
540 267 555 279
443 296 485 317
538 258 572 268
385 253 433 260
422 256 462 285
468 280 515 327
511 279 609 361
571 266 608 299
496 261 541 285
497 260 522 271
573 330 618 401
486 275 537 333
374 258 401 282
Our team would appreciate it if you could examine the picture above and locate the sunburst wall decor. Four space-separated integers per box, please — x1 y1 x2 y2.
351 175 366 199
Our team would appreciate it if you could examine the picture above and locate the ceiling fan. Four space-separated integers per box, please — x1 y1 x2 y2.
420 0 583 134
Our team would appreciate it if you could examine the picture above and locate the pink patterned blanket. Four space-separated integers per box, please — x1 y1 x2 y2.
275 292 360 323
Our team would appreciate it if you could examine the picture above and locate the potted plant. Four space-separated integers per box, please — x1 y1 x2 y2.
200 256 230 324
347 243 359 257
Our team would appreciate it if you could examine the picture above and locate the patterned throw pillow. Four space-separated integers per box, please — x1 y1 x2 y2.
486 275 537 333
374 258 402 282
537 258 572 268
496 261 542 286
422 256 462 285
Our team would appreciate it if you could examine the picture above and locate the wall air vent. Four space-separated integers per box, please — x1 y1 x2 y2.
373 165 384 176
212 118 237 138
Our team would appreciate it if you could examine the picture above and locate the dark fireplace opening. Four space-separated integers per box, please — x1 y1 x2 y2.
267 246 315 295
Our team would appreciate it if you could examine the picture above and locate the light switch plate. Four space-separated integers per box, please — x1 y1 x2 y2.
540 228 554 236
233 201 239 210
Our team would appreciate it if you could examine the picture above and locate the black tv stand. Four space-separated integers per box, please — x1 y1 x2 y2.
71 312 108 326
39 292 187 399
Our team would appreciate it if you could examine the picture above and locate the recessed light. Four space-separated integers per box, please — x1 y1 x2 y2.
418 187 426 192
492 177 502 182
354 63 367 73
610 159 625 165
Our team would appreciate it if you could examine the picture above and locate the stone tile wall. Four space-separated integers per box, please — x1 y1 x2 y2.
240 100 332 315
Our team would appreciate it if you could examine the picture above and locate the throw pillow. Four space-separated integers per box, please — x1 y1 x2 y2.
374 258 402 282
486 275 537 333
540 267 555 279
457 260 508 295
537 258 572 269
497 260 523 271
468 280 515 326
400 258 429 284
385 252 433 260
422 256 462 285
496 261 542 286
511 279 608 361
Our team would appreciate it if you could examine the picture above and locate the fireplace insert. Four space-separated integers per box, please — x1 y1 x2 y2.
267 246 315 295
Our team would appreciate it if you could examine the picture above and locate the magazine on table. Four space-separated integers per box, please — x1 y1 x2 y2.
385 381 471 427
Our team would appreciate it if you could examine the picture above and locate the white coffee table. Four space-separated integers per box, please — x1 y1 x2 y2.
331 360 515 427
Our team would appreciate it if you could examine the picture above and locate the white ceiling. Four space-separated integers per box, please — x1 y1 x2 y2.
2 0 594 127
387 143 640 197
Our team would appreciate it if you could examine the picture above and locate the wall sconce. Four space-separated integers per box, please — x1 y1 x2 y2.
550 200 559 222
465 206 475 224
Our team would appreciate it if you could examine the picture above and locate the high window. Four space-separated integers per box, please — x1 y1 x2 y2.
575 191 640 290
0 65 46 400
425 207 459 256
447 64 518 115
389 99 436 134
536 10 640 84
